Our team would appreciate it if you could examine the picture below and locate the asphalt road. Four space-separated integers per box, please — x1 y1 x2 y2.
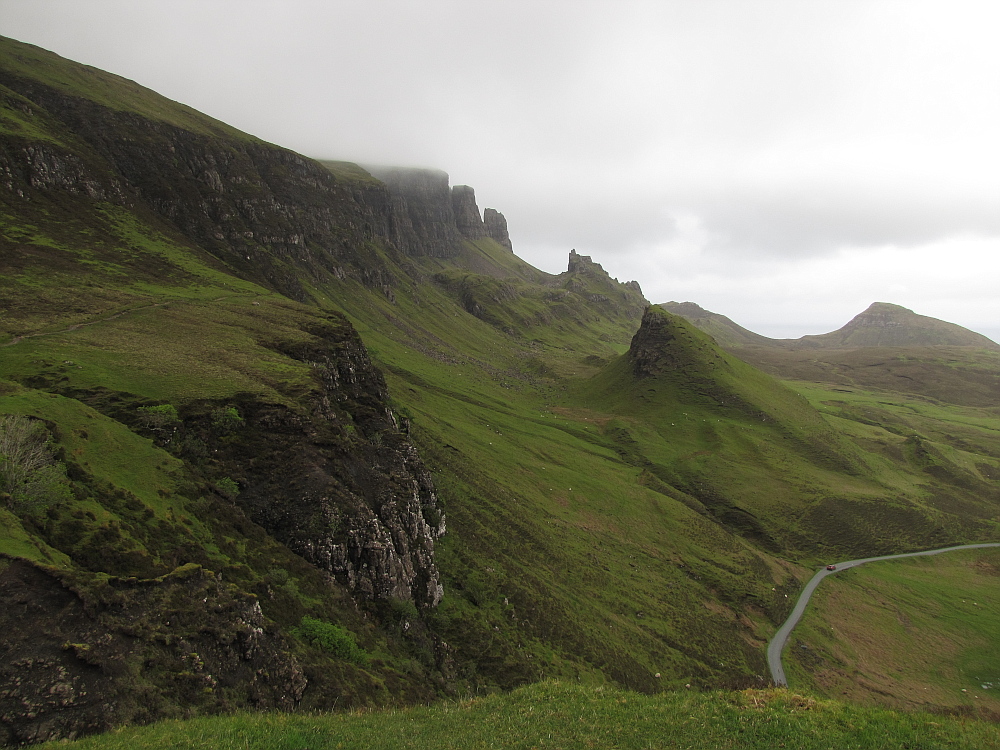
767 542 1000 687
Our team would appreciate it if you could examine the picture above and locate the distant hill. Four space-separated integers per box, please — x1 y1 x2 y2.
660 302 774 348
664 301 1000 406
664 301 999 351
797 302 999 349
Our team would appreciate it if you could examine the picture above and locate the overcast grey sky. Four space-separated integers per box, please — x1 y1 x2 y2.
4 0 999 339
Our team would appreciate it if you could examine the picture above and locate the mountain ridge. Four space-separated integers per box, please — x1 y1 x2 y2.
663 300 999 350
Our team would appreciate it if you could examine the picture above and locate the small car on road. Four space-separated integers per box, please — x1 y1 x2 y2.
826 564 837 570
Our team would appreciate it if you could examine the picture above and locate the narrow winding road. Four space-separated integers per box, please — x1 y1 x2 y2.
767 543 1000 686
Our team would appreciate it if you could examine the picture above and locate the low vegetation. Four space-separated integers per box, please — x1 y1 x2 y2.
36 681 1000 750
0 414 71 512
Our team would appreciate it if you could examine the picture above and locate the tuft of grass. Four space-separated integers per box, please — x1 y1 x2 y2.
292 616 368 665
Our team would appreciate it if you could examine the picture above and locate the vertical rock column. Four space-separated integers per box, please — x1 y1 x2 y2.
451 184 486 239
484 207 513 251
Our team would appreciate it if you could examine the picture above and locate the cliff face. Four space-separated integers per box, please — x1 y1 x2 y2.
451 184 487 240
365 166 512 258
364 166 465 259
219 316 446 608
483 207 513 251
0 71 410 303
0 561 305 746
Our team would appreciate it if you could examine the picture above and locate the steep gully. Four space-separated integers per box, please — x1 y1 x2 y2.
768 543 1000 686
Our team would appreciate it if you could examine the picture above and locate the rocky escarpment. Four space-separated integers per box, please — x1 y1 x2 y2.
0 68 410 303
2 57 515 301
451 184 487 240
181 314 446 608
366 165 513 257
0 560 305 746
483 207 513 251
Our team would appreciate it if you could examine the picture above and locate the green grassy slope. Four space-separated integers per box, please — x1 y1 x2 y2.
0 36 257 141
309 264 787 690
661 300 775 348
311 268 1000 694
739 344 1000 408
35 681 1000 750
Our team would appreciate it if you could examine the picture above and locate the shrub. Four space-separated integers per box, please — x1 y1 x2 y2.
389 596 419 624
210 406 244 432
0 414 72 513
137 403 180 431
293 616 368 664
214 477 240 499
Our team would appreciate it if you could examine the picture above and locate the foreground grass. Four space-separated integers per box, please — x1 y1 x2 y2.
38 681 1000 749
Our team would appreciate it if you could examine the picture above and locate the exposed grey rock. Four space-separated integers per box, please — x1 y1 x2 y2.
451 184 486 240
365 165 465 258
0 561 305 746
484 207 513 251
220 317 446 609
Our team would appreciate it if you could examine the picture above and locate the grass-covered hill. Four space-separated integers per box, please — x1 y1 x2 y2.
666 300 999 352
1 34 999 746
666 301 1000 407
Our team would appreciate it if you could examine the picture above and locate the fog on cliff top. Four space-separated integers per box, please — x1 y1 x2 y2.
5 0 1000 341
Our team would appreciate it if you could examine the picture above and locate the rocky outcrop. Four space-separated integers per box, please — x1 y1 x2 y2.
483 207 512 251
451 184 487 240
551 250 647 322
628 305 720 379
365 166 514 258
0 560 305 746
189 314 446 609
364 166 465 258
567 248 605 275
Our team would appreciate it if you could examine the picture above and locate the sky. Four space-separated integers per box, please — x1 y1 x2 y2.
4 0 1000 340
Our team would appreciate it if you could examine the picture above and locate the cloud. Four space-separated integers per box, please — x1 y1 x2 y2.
4 0 1000 335
613 233 1000 341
